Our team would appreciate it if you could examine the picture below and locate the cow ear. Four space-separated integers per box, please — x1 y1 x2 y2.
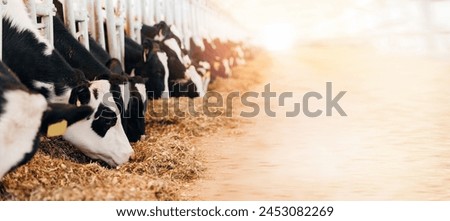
39 103 93 136
142 38 152 62
69 85 91 105
73 69 88 83
106 58 125 75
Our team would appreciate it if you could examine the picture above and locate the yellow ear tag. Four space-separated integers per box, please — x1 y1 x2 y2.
47 120 68 137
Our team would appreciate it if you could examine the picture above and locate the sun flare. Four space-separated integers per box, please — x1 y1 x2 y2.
259 23 296 52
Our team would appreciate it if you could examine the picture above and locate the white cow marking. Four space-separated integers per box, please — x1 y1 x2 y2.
164 38 184 66
0 90 47 178
186 66 205 97
157 52 170 99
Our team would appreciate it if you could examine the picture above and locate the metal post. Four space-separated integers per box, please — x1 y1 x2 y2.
165 0 174 24
77 0 89 49
174 0 182 29
87 0 96 39
93 0 106 49
33 0 56 45
106 0 118 61
190 0 198 38
26 0 37 26
141 0 154 25
0 0 6 61
181 0 190 50
154 0 163 22
62 0 89 49
126 0 142 43
63 0 76 36
126 0 135 39
105 0 125 69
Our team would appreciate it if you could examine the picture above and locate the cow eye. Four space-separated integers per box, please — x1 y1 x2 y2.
103 116 117 127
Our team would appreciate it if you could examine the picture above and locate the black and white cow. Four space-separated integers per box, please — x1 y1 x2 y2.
141 22 206 98
52 16 147 143
189 37 212 91
125 37 167 99
151 22 192 67
204 38 232 80
0 61 93 179
2 0 133 167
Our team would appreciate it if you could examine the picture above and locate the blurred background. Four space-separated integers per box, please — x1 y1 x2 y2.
214 0 450 56
193 0 450 200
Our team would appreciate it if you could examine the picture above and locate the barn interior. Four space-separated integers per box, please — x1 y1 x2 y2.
1 0 450 201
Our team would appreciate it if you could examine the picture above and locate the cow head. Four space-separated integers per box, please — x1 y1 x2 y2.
106 58 126 76
119 76 147 143
137 38 166 99
96 73 146 143
0 63 93 178
64 80 134 167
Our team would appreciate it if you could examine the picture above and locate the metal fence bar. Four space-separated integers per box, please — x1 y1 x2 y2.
20 0 247 62
92 0 106 49
154 0 163 22
63 0 89 49
26 0 56 45
141 0 154 25
105 0 125 69
126 0 142 43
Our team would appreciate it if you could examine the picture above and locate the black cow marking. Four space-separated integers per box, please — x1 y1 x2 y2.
91 103 117 138
93 88 99 100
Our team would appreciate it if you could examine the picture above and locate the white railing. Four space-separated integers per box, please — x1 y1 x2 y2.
140 0 154 25
19 0 248 64
87 0 106 49
26 0 56 45
105 0 125 69
62 0 90 50
126 0 142 43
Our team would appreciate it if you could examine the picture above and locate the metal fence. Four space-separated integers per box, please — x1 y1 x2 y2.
4 0 247 65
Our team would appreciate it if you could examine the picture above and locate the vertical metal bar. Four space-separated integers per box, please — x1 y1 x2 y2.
126 0 142 43
165 0 173 24
173 0 181 28
181 0 190 50
78 0 89 50
126 0 135 40
43 0 55 46
135 0 142 43
140 0 148 25
154 0 161 22
64 0 77 36
190 0 198 38
106 0 118 59
87 0 96 40
94 0 105 49
26 0 37 26
106 0 125 69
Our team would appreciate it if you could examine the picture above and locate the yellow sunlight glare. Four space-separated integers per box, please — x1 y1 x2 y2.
259 23 296 52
